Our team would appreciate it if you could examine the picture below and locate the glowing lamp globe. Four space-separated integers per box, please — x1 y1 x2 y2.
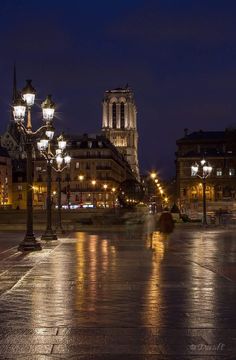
64 155 71 165
41 95 55 122
13 94 26 123
58 138 67 150
45 125 55 140
56 154 63 166
38 138 49 151
22 80 36 107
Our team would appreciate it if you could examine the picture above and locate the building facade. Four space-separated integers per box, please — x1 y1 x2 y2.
102 86 140 180
0 147 12 207
176 129 236 215
11 134 136 209
1 82 139 209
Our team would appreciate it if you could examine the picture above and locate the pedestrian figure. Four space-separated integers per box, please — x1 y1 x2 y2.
158 211 174 233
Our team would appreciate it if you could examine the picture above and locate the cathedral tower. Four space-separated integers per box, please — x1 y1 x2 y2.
102 86 140 179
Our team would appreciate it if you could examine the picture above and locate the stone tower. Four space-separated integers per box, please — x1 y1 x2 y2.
102 86 140 180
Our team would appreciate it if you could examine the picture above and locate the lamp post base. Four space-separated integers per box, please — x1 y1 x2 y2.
18 235 42 252
41 230 58 241
56 226 65 235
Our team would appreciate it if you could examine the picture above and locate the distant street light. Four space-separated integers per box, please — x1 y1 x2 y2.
103 183 108 207
13 80 55 251
111 187 116 208
150 171 157 180
91 180 96 206
191 159 213 225
79 175 84 205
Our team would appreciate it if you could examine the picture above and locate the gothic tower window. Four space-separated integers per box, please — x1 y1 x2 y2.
102 87 140 180
120 102 125 129
112 102 116 128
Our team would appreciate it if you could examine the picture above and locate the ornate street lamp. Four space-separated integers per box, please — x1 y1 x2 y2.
191 159 213 225
12 80 55 251
37 134 71 236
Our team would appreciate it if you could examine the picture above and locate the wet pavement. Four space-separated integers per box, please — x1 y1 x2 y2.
0 223 235 359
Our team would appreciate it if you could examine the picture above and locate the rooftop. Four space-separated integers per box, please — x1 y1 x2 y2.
177 129 236 143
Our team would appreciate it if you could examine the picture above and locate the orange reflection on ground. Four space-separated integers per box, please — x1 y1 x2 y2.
142 231 168 327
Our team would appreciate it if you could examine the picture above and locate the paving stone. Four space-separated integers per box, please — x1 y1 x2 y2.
0 344 52 355
0 227 235 358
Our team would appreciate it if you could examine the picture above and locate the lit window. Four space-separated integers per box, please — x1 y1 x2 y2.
76 162 80 169
36 166 42 171
229 168 235 176
216 168 222 176
120 102 125 129
112 102 116 128
17 185 22 191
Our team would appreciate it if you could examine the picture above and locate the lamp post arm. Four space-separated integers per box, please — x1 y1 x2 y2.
17 123 29 137
196 174 203 180
51 165 68 173
17 123 50 140
39 151 54 163
32 124 50 137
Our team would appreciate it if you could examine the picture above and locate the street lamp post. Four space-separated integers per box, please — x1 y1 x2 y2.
191 159 213 225
91 180 96 207
103 183 108 207
57 174 62 231
79 175 84 206
111 187 116 208
43 160 56 240
12 81 55 251
64 174 71 209
38 134 71 236
54 142 71 232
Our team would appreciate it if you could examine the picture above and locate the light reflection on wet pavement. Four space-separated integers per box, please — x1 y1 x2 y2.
0 224 235 359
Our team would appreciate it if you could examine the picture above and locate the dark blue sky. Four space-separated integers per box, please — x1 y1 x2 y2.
1 0 236 178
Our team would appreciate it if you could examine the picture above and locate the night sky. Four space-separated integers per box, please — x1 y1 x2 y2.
1 0 236 179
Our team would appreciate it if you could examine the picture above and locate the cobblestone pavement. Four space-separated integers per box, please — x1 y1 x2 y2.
0 224 235 359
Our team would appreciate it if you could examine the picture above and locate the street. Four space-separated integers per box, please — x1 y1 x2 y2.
0 225 235 358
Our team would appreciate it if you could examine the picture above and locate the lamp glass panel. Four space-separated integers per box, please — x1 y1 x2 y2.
58 140 66 150
43 108 54 121
64 155 71 165
45 130 54 140
22 93 35 107
13 105 26 122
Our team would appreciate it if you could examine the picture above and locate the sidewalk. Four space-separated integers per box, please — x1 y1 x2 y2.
0 228 235 359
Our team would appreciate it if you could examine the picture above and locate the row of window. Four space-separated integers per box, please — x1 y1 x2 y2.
191 168 235 177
